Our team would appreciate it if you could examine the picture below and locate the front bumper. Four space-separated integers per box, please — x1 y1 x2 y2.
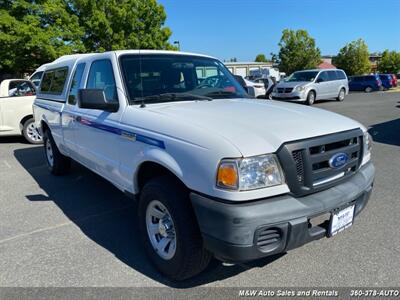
190 162 375 262
271 90 306 101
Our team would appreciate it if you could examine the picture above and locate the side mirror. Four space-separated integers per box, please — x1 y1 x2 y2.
78 89 118 112
316 78 324 83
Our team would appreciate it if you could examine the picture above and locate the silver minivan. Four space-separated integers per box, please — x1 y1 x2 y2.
271 69 348 105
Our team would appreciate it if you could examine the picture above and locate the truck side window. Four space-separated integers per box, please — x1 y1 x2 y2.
68 63 86 105
87 60 118 103
8 80 36 97
40 67 68 95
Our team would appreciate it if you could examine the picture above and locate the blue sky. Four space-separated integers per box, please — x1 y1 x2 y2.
158 0 400 61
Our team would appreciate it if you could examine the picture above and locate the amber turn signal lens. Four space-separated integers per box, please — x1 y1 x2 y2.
217 162 238 189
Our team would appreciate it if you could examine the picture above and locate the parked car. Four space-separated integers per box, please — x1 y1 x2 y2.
0 79 42 143
29 68 44 88
34 50 374 280
271 69 348 105
378 74 393 90
348 75 382 92
252 77 276 99
390 74 398 87
244 78 266 98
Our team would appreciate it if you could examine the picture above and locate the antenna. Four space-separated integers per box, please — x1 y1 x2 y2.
138 49 146 108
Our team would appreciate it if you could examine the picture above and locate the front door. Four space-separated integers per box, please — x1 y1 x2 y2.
315 71 330 99
73 56 126 189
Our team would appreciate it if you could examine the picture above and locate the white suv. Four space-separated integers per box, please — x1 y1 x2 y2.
34 51 374 280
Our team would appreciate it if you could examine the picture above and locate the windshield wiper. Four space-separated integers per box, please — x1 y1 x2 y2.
133 92 212 104
204 91 241 98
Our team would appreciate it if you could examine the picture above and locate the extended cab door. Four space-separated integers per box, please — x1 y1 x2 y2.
73 54 126 188
62 62 86 156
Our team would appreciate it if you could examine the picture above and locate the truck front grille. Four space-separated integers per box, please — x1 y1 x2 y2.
277 129 364 197
292 150 305 184
277 87 293 93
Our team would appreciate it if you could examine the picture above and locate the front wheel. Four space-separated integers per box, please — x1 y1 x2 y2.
337 88 345 101
365 86 373 93
306 91 315 105
43 130 71 175
138 176 212 280
22 118 42 144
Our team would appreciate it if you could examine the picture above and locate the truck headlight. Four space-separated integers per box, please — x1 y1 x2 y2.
362 131 372 165
217 154 284 191
364 131 372 155
296 86 305 92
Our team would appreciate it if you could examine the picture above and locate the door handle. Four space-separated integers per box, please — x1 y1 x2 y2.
75 116 82 122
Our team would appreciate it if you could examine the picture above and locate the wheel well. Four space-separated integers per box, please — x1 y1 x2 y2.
19 115 33 130
136 162 183 192
308 89 316 96
41 121 50 134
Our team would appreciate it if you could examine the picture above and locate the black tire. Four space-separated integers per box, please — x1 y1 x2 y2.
22 118 42 144
306 90 316 105
43 129 71 175
336 88 346 101
364 86 373 93
138 176 212 280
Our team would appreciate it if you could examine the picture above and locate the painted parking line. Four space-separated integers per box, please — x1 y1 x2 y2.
3 160 11 169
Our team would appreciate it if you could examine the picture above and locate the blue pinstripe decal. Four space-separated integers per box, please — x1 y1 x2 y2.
77 118 165 149
36 104 166 149
35 103 61 114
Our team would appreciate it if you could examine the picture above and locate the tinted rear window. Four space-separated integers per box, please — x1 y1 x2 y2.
335 70 346 80
40 67 69 95
327 71 338 81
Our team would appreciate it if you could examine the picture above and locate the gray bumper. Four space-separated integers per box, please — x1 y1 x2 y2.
190 162 375 262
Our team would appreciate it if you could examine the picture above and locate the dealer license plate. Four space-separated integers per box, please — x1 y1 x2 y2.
329 205 355 237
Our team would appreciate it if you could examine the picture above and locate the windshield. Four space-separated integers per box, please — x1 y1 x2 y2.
286 71 319 82
120 54 247 104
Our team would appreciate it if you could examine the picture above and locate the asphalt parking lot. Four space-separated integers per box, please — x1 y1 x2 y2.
1 91 399 288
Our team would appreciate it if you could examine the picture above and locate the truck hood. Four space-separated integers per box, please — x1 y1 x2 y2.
146 99 363 157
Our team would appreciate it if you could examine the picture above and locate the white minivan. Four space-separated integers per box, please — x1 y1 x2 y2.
271 69 349 105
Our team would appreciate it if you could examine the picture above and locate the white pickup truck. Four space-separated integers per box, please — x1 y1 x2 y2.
34 50 375 280
0 79 42 143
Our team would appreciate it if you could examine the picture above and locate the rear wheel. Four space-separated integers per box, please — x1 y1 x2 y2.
306 91 315 105
22 118 42 144
43 130 70 175
138 176 212 280
364 86 373 93
337 88 345 101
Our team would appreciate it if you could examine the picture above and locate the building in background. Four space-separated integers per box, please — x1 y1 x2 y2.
224 62 281 80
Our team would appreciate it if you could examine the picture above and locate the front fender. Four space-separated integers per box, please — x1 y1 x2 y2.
133 148 184 193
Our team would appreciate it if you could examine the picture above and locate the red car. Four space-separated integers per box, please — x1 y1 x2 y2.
390 74 398 87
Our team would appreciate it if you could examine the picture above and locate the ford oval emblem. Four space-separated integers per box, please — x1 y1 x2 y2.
329 152 349 168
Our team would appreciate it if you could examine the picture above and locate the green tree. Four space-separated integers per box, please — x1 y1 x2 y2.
255 54 267 62
332 39 371 76
275 29 321 74
0 0 174 75
72 0 174 52
0 0 85 75
377 50 400 74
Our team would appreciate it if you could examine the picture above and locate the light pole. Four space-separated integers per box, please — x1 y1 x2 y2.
173 41 180 51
